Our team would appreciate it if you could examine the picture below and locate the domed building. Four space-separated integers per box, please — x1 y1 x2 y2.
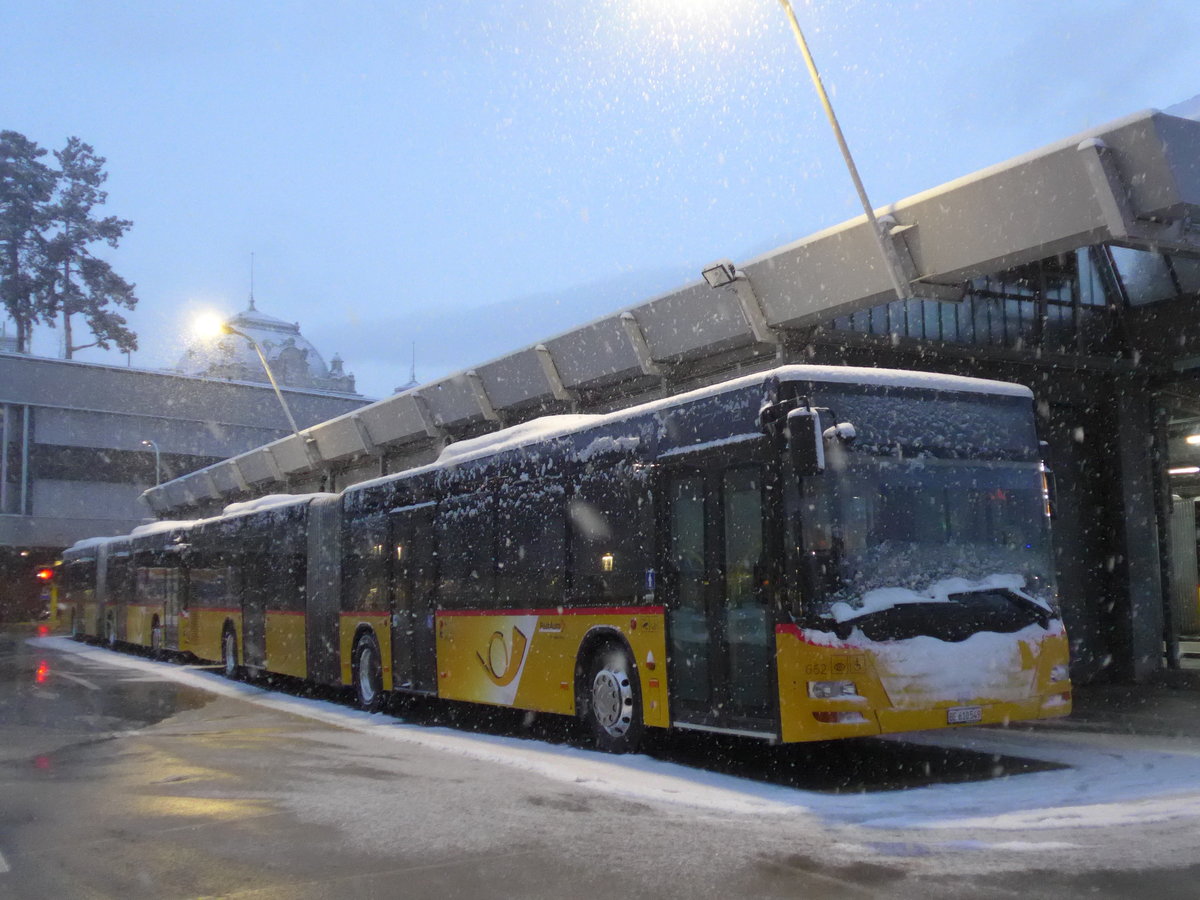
177 300 359 395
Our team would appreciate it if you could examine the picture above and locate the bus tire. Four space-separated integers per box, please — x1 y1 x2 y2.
580 641 643 754
221 626 242 680
353 632 384 713
150 617 164 659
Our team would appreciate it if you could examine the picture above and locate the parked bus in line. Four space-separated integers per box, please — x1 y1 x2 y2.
61 364 1071 751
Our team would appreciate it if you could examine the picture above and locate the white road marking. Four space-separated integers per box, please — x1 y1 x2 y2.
0 848 10 874
54 669 101 691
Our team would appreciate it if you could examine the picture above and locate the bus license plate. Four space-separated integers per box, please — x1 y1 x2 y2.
947 706 983 725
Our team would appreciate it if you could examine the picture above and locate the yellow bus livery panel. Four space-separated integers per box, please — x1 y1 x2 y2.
436 607 669 728
265 611 308 679
775 622 1073 743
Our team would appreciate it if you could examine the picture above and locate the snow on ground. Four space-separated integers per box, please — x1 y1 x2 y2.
31 636 1200 835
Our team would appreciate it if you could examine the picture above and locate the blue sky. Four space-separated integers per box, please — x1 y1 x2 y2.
3 0 1198 397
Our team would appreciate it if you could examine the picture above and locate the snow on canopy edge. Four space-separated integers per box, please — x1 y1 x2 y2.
347 364 1031 495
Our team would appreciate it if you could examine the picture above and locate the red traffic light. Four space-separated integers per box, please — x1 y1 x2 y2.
35 567 54 582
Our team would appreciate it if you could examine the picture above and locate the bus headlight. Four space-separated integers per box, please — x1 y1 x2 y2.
1049 664 1070 684
808 680 858 700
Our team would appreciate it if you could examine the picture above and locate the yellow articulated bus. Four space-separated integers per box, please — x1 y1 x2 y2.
66 365 1071 752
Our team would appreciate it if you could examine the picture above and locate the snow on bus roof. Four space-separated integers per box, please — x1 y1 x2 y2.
221 492 335 519
128 519 196 539
437 415 602 466
777 364 1032 398
66 535 120 552
347 365 1030 494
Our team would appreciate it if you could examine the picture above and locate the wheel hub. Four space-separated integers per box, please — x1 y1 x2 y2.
591 668 633 737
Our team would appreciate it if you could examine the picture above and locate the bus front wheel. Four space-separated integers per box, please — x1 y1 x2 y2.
580 642 643 754
353 633 384 713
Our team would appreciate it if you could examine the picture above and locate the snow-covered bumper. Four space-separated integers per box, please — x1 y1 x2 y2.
775 622 1072 743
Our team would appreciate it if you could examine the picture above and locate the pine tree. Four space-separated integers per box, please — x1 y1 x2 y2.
41 137 137 357
0 130 55 353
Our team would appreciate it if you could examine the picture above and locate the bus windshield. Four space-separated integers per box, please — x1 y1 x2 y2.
793 433 1056 637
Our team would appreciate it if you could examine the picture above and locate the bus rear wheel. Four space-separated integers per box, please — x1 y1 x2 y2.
580 642 643 754
150 618 164 659
353 633 384 713
221 627 241 680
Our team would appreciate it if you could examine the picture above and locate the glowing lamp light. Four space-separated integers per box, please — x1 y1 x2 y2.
1169 466 1200 476
193 311 230 340
601 552 615 573
1186 435 1200 445
35 567 54 582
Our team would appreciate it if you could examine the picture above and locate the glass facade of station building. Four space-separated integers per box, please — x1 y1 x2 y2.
804 241 1200 682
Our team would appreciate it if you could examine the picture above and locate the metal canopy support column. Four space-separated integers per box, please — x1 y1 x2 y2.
229 459 252 493
350 414 378 456
412 393 450 450
535 344 577 408
466 370 501 423
727 273 781 353
0 404 8 514
1114 388 1169 680
262 446 286 483
20 405 30 516
201 471 222 500
619 312 662 378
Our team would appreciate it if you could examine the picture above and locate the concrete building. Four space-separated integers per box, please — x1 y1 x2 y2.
145 109 1200 683
0 306 368 620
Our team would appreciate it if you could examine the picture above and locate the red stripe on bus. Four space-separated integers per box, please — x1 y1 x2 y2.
341 611 390 618
265 609 306 617
438 606 664 618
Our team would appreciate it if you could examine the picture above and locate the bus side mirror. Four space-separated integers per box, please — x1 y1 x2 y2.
1042 465 1057 519
787 408 825 476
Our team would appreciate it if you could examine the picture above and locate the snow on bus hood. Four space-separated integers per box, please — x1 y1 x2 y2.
827 573 1051 624
803 621 1065 708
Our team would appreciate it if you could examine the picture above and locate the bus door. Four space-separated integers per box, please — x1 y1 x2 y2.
161 554 187 651
389 503 437 694
241 549 268 670
662 461 775 733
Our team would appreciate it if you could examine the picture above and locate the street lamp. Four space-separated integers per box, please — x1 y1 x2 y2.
217 322 305 440
140 439 161 486
775 0 913 303
194 315 322 467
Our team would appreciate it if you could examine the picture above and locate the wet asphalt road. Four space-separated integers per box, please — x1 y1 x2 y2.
2 628 1199 900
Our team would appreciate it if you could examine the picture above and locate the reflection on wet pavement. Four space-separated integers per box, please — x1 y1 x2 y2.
0 628 214 738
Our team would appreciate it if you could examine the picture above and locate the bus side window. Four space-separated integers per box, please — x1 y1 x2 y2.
496 481 566 608
342 511 388 613
567 466 652 605
436 491 496 609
